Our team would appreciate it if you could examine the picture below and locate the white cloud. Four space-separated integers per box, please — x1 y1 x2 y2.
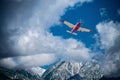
18 54 56 68
0 54 56 68
17 31 93 61
95 21 120 77
0 0 93 68
96 21 119 49
0 58 17 69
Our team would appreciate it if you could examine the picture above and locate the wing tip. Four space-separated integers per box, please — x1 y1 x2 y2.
61 20 64 23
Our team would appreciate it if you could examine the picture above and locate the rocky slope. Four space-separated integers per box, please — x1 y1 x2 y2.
42 61 103 80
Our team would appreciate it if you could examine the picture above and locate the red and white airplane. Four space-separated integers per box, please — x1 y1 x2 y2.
61 20 92 35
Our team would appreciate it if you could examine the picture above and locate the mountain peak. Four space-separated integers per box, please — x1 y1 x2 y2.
26 67 46 77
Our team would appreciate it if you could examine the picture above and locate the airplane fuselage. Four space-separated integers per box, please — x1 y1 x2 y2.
71 22 81 33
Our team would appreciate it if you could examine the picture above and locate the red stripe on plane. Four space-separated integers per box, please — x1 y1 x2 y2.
72 22 80 33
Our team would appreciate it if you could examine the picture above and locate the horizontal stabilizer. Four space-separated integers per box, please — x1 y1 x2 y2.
66 30 71 33
72 33 77 35
66 30 77 35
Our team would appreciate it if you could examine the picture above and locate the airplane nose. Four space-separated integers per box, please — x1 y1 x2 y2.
78 23 80 26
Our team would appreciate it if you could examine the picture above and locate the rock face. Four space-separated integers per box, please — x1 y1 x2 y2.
42 61 103 80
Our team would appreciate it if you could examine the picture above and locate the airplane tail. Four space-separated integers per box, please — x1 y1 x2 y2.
66 30 77 35
79 19 84 24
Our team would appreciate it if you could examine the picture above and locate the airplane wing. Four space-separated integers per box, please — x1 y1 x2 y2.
78 27 92 32
61 20 75 28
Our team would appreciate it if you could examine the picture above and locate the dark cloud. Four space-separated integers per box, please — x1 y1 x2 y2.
98 22 120 78
105 35 120 77
0 0 38 59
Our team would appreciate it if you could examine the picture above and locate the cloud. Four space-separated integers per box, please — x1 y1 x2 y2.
17 31 93 61
0 57 17 69
0 0 93 68
99 8 108 17
0 54 56 69
95 21 120 77
96 21 119 49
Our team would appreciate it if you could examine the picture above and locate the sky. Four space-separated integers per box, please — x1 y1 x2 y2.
0 0 120 78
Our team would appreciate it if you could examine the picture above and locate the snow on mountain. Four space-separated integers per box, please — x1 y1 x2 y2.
26 67 46 77
42 61 103 80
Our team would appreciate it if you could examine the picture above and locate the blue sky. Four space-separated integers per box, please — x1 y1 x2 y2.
50 0 120 51
42 0 120 69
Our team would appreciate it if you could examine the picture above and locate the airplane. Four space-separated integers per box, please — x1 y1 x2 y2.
61 20 92 35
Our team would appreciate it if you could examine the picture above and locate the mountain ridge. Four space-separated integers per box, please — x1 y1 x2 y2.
42 61 103 80
0 61 120 80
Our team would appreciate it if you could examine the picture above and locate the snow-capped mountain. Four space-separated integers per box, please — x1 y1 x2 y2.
42 61 103 80
1 61 120 80
26 67 46 77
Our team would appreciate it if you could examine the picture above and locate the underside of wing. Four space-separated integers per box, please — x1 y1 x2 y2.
78 27 92 32
62 20 75 28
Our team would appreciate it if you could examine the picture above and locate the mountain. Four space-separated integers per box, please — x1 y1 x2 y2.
1 61 119 80
0 66 44 80
26 67 46 77
42 61 103 80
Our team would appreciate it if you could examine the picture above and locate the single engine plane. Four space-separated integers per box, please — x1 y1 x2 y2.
61 20 92 35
